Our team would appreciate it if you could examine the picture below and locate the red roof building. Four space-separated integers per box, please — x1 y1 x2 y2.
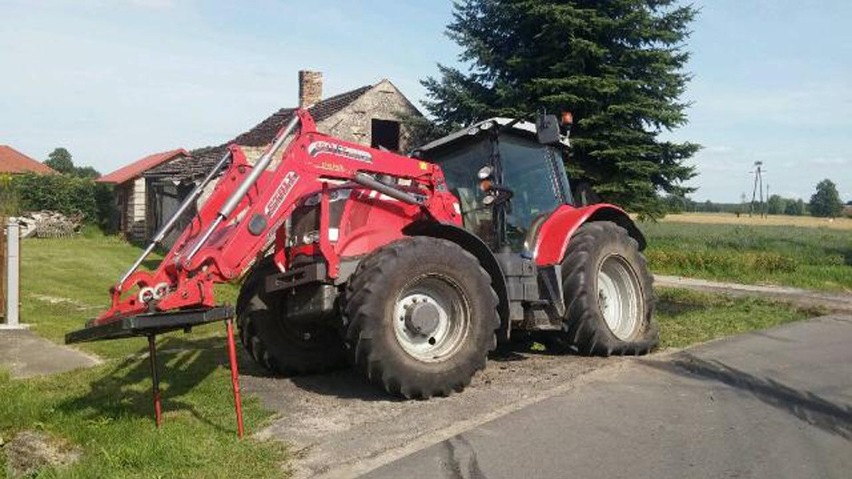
97 148 187 184
98 148 190 241
0 145 56 175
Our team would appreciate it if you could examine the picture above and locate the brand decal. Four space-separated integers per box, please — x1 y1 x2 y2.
308 141 372 164
265 171 299 216
317 161 346 173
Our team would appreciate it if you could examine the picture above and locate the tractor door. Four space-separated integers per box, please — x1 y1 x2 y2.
428 138 498 246
497 136 572 252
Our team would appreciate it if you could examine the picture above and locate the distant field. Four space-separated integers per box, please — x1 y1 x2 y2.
640 220 851 293
659 212 852 230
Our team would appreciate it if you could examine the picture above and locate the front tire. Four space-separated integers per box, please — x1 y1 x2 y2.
344 237 499 399
553 221 658 355
236 258 347 375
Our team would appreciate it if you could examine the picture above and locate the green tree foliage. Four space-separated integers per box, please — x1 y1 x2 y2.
766 194 786 215
423 0 700 217
44 147 102 178
14 173 97 219
44 147 75 174
661 193 688 213
12 174 114 229
784 198 806 216
24 147 113 229
74 165 101 179
809 179 843 218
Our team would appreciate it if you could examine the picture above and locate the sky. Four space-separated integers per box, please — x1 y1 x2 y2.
1 0 850 203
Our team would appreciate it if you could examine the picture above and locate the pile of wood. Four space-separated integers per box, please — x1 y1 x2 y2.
18 211 84 238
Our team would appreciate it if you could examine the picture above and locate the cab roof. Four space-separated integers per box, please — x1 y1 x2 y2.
415 117 569 153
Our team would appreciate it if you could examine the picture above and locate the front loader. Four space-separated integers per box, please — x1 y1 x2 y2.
68 108 656 433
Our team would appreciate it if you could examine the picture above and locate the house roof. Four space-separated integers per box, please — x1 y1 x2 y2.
0 145 56 175
148 84 374 182
98 148 188 184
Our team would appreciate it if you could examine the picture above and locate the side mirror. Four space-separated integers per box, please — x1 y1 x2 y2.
535 113 561 145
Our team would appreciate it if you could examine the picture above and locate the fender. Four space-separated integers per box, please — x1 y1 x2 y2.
403 222 511 342
533 204 646 266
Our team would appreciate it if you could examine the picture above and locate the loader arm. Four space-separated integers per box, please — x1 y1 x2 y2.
93 109 460 326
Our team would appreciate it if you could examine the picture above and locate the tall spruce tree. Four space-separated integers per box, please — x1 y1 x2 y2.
423 0 700 216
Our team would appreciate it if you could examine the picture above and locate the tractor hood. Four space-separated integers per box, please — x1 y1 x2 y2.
415 117 571 154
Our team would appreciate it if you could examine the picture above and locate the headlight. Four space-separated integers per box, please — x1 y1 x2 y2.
302 230 320 244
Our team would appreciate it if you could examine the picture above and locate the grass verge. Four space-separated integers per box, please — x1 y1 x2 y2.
640 221 851 293
655 288 825 349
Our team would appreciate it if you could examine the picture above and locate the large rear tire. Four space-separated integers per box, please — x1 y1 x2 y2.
344 237 499 399
236 258 347 375
551 221 658 355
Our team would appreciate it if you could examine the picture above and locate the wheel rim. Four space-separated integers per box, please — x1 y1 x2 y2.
597 254 643 341
393 274 470 363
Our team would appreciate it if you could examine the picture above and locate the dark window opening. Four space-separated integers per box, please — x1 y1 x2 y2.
371 119 400 152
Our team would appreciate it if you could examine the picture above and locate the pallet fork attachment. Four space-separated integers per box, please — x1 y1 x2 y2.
66 307 245 436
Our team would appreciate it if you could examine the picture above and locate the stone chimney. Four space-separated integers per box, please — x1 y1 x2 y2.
298 70 323 108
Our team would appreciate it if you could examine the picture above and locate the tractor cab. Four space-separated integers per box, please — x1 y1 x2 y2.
416 114 572 254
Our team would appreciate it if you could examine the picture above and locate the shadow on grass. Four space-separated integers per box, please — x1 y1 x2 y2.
140 259 162 271
57 335 269 430
643 353 852 440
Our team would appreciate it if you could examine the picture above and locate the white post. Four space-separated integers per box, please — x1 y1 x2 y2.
1 217 25 329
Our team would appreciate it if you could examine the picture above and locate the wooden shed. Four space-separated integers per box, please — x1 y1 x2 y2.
97 149 189 242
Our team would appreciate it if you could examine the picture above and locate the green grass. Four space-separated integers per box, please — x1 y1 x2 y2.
1 234 287 478
655 288 823 349
640 222 852 292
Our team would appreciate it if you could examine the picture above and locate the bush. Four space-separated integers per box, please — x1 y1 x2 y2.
11 173 115 229
0 173 19 216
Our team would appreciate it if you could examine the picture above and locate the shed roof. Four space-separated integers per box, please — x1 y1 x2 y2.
0 145 56 175
149 84 373 182
97 148 188 184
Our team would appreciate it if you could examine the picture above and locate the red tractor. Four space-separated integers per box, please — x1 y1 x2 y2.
69 109 656 404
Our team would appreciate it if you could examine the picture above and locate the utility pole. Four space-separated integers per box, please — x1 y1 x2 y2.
749 161 766 218
766 184 770 216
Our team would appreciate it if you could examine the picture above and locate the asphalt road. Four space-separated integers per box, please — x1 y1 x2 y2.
364 315 852 479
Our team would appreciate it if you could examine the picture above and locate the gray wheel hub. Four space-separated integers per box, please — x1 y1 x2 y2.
392 274 471 363
404 301 441 336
